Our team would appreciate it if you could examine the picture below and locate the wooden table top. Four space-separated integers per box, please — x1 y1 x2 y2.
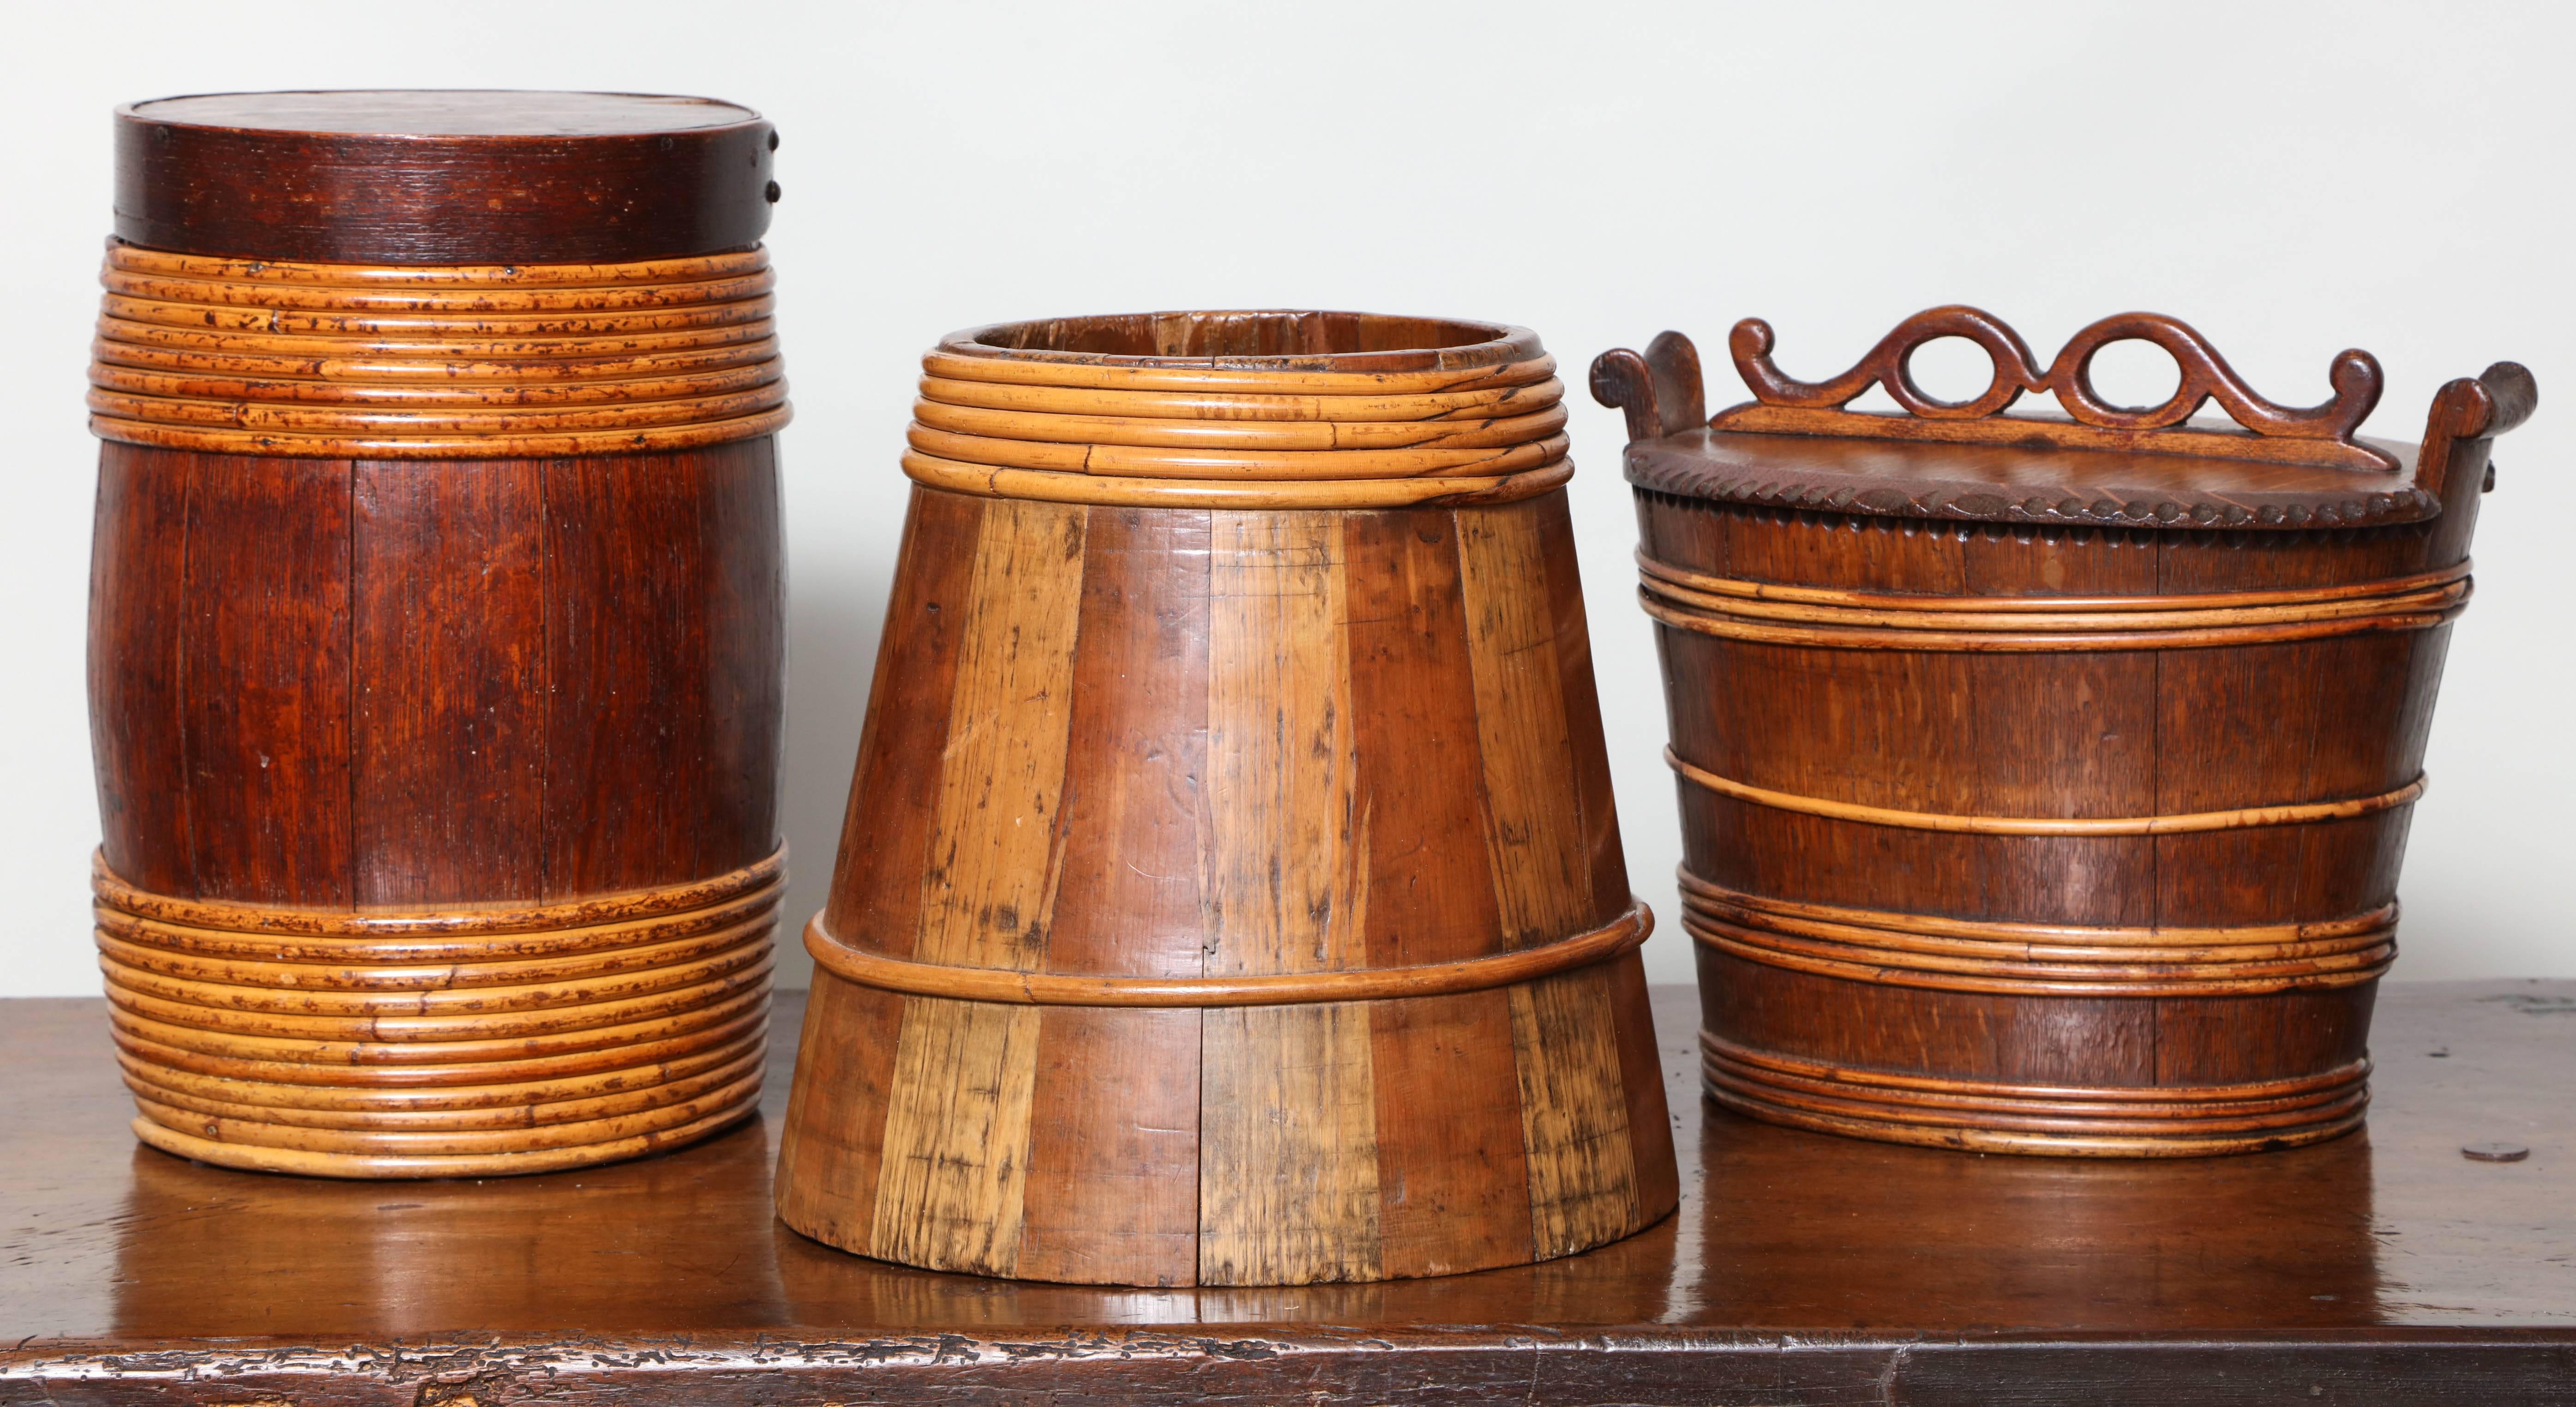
5 981 2571 1404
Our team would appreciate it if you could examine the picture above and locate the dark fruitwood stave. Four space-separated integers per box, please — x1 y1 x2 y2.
4 982 2572 1404
86 91 790 1177
1593 309 2535 1156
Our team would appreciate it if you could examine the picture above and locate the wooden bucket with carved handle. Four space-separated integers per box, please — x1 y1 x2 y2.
86 90 790 1178
1593 308 2534 1156
776 311 1676 1285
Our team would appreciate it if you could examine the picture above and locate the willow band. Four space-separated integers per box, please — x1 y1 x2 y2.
88 244 790 458
98 844 786 1179
1680 873 2396 998
1638 553 2474 652
805 901 1653 1008
905 337 1572 508
1667 748 2424 837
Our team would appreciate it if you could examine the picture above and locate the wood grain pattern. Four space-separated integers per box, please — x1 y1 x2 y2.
350 459 545 907
1607 310 2534 1154
88 93 791 1178
1198 510 1381 1285
867 497 1088 1277
1344 511 1536 1277
87 447 194 896
176 451 353 907
782 314 1667 1284
1015 505 1211 1287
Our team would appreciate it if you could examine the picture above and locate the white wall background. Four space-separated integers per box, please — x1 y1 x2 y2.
1 0 2568 997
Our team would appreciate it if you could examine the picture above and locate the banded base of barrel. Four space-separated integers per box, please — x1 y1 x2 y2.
1700 1034 2369 1158
130 1094 762 1179
777 938 1675 1288
1695 944 2379 1159
95 853 784 1179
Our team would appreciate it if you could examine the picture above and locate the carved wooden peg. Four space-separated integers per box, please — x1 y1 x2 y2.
1589 330 1706 443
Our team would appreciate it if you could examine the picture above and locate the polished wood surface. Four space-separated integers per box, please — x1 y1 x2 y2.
87 91 790 1176
780 312 1665 1285
1594 313 2535 1156
3 982 2571 1404
114 91 777 264
1596 312 2536 530
1710 306 2399 469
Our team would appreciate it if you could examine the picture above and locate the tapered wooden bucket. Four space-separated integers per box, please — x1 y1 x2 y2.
86 90 789 1178
1592 308 2534 1156
776 312 1676 1286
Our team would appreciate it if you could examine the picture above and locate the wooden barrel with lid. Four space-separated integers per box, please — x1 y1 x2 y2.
1592 307 2534 1157
87 90 789 1178
775 311 1676 1286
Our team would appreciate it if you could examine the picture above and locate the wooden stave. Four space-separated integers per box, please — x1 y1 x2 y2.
915 373 1567 424
112 1030 766 1115
130 1068 763 1155
128 1097 762 1179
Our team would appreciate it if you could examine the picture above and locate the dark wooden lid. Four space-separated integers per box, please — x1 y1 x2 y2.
114 90 777 265
1592 309 2534 532
1624 429 2433 530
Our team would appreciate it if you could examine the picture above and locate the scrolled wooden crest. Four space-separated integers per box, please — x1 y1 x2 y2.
1712 306 2396 471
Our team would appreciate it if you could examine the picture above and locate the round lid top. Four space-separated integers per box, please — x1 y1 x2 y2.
121 90 760 137
114 89 776 265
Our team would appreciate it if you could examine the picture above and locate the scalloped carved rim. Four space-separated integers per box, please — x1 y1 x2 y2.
1712 307 2399 472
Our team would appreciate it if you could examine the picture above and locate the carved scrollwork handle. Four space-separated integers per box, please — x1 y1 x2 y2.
2042 313 2381 440
1732 306 2043 421
1714 306 2401 471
